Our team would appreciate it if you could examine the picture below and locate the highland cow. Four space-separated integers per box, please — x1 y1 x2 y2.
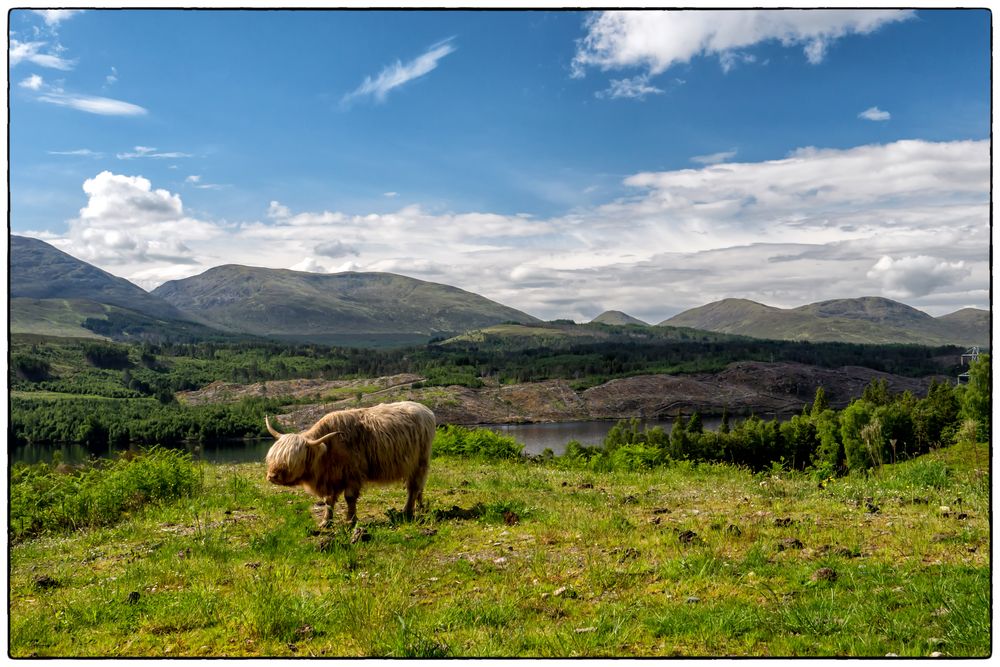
264 401 434 525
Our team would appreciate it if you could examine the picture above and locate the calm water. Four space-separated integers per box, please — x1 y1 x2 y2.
11 417 750 464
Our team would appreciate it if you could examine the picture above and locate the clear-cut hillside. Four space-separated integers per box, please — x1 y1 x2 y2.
152 264 541 344
660 296 988 347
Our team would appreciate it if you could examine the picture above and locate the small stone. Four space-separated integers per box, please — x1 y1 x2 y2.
686 596 701 604
553 586 567 597
678 530 699 544
885 653 898 657
930 652 944 658
574 626 597 634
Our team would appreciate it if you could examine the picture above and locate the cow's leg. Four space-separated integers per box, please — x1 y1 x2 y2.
344 488 360 525
322 493 341 528
404 460 429 519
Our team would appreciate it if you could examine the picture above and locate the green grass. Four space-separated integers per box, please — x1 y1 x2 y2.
9 441 990 657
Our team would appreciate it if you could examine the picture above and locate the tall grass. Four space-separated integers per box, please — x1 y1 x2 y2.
10 446 200 542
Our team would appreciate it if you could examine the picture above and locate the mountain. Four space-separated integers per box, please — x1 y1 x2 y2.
591 310 649 326
10 235 188 321
152 264 541 344
660 296 989 347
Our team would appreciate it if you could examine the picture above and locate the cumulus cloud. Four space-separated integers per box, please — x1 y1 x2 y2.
64 171 221 268
315 240 360 258
572 10 913 77
289 257 330 273
19 74 44 90
343 37 456 105
32 9 84 27
858 106 891 121
40 139 989 321
866 255 971 298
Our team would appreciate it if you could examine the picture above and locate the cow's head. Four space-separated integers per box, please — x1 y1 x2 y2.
264 416 339 486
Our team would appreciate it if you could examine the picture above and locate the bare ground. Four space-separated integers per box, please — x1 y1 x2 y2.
177 361 940 430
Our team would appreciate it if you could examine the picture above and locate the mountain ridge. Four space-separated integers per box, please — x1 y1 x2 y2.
661 296 988 347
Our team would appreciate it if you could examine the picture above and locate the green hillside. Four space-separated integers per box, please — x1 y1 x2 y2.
661 297 988 347
590 310 649 326
10 235 188 322
152 265 541 342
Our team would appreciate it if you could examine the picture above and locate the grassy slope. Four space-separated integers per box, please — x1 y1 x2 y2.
9 441 989 658
9 298 110 340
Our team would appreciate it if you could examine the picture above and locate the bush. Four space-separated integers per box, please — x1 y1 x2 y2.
433 425 523 460
9 447 200 541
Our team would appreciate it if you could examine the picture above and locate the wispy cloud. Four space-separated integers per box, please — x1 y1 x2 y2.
858 106 891 121
596 74 664 100
37 91 147 116
691 149 738 165
48 148 104 158
117 146 192 159
342 37 457 105
383 191 399 198
9 39 75 70
105 66 119 86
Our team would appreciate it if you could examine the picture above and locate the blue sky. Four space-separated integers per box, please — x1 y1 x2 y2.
8 8 991 322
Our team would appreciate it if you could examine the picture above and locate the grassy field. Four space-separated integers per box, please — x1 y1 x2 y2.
9 441 990 657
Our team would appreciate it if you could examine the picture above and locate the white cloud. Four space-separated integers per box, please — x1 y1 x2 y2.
572 10 914 77
691 149 738 165
343 37 456 105
186 175 201 183
38 91 146 116
48 148 103 158
9 39 75 70
19 74 44 90
38 140 989 321
117 146 191 159
32 9 84 27
859 106 891 121
866 255 971 298
383 191 399 198
63 171 222 268
596 74 664 100
106 66 119 86
289 257 330 273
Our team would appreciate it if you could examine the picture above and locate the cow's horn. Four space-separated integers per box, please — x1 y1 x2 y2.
306 432 341 447
265 415 284 439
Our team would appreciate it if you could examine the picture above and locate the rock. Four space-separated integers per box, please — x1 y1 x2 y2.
678 530 700 545
574 627 597 634
930 652 944 658
778 538 804 551
553 586 578 599
686 596 701 604
811 567 837 582
885 653 898 657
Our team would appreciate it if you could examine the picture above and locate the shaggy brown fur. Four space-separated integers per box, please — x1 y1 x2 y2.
265 401 435 524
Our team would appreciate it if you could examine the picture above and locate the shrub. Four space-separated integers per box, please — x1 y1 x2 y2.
9 447 200 541
433 425 523 460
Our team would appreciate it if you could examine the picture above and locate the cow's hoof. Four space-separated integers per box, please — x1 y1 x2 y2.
320 519 334 529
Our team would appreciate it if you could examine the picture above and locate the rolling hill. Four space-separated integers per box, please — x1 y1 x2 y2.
660 296 988 347
590 310 649 326
152 265 541 344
